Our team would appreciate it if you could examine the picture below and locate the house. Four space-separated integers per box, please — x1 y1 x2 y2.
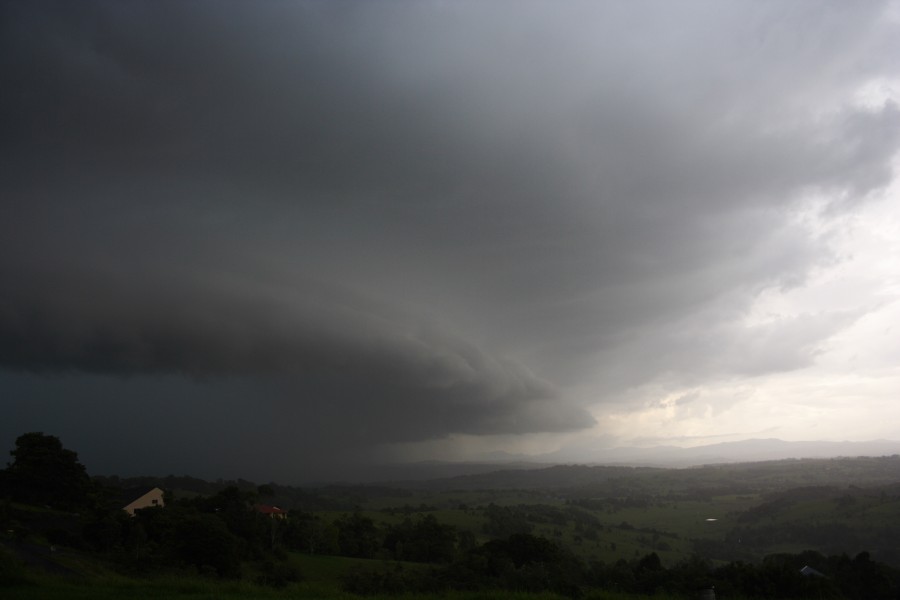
255 503 288 519
800 565 825 578
122 487 165 516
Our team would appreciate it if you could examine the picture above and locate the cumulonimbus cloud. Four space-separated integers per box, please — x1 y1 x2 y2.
2 1 899 475
0 266 595 443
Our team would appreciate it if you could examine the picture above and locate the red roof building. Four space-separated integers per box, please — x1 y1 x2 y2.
255 504 288 519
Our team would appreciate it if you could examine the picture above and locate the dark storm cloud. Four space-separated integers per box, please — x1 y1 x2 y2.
2 1 899 476
0 265 591 441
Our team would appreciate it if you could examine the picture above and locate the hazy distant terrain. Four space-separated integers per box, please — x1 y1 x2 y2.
311 438 900 484
99 452 900 569
552 438 900 468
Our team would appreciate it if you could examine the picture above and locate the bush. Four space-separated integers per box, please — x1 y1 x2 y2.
0 549 31 587
256 559 303 588
341 564 410 595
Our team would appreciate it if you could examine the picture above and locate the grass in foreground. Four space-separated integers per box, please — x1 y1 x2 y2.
3 576 671 600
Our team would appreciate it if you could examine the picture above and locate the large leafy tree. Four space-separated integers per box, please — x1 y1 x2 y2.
4 432 92 509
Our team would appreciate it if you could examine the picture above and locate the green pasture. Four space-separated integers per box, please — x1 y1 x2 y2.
311 491 777 567
289 552 430 585
856 497 900 523
362 489 563 511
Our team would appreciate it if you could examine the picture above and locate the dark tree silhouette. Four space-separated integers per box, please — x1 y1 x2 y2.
4 432 92 509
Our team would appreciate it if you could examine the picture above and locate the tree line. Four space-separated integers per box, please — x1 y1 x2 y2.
4 432 900 598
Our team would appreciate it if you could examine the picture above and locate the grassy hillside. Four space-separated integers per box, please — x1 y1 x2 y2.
2 552 632 600
6 454 900 598
95 455 900 568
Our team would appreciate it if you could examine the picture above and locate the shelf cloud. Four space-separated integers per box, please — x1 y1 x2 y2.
2 1 899 480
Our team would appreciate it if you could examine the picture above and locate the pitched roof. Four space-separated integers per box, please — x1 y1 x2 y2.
120 486 163 507
800 565 825 578
255 503 287 515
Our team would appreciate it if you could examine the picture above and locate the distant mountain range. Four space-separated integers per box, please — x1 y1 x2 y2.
567 438 900 467
348 438 900 485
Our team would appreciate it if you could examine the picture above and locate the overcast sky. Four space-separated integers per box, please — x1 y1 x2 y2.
2 1 899 482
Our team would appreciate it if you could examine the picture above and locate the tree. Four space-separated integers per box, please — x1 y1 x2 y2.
336 512 382 558
471 534 584 595
383 514 457 563
4 432 92 509
174 512 242 577
195 486 266 556
285 511 337 554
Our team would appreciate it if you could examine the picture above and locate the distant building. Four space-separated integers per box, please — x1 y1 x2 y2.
255 504 288 519
800 565 826 578
122 487 165 516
